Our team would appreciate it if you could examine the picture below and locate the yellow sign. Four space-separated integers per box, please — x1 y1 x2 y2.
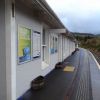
18 26 31 63
63 66 75 72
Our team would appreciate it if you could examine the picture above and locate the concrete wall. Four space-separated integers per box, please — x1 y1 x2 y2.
0 1 7 100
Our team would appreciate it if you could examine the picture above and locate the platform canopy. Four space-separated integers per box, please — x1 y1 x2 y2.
46 29 67 34
16 0 76 40
17 0 66 29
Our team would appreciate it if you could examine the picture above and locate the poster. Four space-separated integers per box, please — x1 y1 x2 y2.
18 26 31 64
50 35 55 54
50 34 58 54
32 31 41 58
55 37 58 52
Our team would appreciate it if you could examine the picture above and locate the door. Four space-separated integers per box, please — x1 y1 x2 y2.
42 29 49 69
58 34 63 62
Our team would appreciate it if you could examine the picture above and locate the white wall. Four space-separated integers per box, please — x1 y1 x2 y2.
62 36 75 60
15 2 60 98
15 2 43 98
15 1 76 98
0 0 17 100
58 35 63 62
62 36 70 60
50 33 59 69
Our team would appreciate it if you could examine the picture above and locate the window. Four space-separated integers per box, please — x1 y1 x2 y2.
32 31 41 59
55 37 58 52
50 35 55 54
50 34 58 54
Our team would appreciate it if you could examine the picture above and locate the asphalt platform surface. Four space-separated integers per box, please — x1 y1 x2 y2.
21 48 95 100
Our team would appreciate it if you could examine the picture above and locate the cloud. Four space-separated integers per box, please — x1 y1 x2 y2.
46 0 100 34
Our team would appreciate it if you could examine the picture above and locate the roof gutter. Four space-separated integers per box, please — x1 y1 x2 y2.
35 0 67 29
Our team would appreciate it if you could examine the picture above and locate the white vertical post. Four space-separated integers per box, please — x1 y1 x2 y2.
48 31 51 65
5 0 16 100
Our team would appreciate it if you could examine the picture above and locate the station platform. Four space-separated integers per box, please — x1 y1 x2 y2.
19 48 100 100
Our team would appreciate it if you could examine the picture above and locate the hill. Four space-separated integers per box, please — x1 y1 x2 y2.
73 32 100 56
96 34 100 37
73 32 95 37
72 32 100 37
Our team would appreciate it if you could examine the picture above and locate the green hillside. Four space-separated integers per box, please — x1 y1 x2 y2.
74 33 100 56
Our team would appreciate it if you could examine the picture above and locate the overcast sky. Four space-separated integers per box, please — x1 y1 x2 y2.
46 0 100 34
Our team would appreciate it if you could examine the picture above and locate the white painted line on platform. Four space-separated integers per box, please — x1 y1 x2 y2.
89 51 100 70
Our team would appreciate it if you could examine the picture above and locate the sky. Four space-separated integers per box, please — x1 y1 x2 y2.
46 0 100 34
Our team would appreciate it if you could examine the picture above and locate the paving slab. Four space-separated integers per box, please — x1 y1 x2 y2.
88 51 100 100
69 48 93 100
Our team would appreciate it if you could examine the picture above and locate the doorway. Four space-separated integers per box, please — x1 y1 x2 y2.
41 29 49 69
